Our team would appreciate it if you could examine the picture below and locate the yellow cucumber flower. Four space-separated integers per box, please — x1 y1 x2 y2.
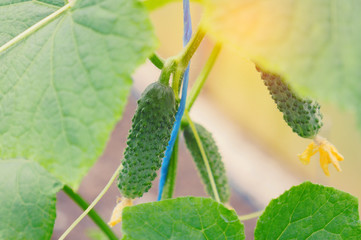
108 198 133 227
298 136 344 176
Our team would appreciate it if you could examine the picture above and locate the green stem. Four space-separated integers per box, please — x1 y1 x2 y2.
149 53 165 69
159 58 176 86
161 134 179 200
172 27 206 94
184 110 221 203
238 210 264 221
62 185 118 240
172 67 184 98
180 117 189 130
177 27 206 69
59 164 123 240
0 1 75 54
186 43 222 111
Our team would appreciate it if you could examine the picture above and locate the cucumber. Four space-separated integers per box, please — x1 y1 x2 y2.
183 123 230 203
118 81 176 199
257 67 323 138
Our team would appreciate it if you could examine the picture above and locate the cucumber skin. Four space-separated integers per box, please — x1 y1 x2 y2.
118 82 176 199
258 68 323 138
183 123 230 203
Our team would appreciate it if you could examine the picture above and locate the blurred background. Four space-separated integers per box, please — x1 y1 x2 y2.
53 2 361 239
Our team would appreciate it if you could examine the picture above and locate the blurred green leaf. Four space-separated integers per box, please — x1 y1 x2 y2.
0 159 63 240
202 0 361 127
86 228 108 240
143 0 202 11
122 197 245 240
255 182 361 240
0 0 156 188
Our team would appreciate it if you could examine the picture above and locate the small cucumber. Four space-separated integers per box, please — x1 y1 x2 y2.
257 67 323 138
183 123 230 203
118 81 176 199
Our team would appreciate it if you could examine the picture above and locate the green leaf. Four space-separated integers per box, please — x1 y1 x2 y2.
86 228 108 240
0 0 156 188
0 159 63 240
255 182 361 240
143 0 177 11
143 0 202 11
202 0 361 127
0 0 64 46
122 197 245 240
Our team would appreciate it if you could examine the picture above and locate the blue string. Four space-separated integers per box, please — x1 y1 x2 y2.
157 0 192 201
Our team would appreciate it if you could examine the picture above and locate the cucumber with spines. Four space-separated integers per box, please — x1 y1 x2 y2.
183 123 230 203
118 81 176 199
257 66 323 138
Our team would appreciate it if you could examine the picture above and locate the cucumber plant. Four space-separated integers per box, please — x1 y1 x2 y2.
1 0 360 239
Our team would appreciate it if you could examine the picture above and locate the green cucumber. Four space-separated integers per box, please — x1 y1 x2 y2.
183 123 230 203
257 67 323 138
118 81 176 199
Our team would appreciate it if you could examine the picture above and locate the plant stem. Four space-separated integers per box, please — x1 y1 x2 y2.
149 53 165 69
172 67 183 98
59 164 123 240
238 210 264 221
172 26 206 94
186 43 222 111
62 185 118 240
178 26 206 69
0 2 75 54
184 110 221 203
161 134 179 200
159 58 176 86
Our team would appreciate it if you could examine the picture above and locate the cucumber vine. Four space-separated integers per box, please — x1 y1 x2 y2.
59 11 352 240
1 0 360 239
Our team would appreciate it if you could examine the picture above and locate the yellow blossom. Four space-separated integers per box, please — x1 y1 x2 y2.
298 136 344 176
108 198 133 227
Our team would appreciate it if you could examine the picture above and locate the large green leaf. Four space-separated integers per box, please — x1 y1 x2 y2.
0 159 63 240
202 0 361 126
0 0 156 188
255 182 361 240
122 197 245 240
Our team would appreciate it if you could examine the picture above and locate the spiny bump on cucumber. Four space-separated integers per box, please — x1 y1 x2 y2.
257 66 323 138
183 123 230 203
117 81 176 199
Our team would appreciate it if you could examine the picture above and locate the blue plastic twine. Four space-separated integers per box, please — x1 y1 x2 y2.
157 0 192 201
